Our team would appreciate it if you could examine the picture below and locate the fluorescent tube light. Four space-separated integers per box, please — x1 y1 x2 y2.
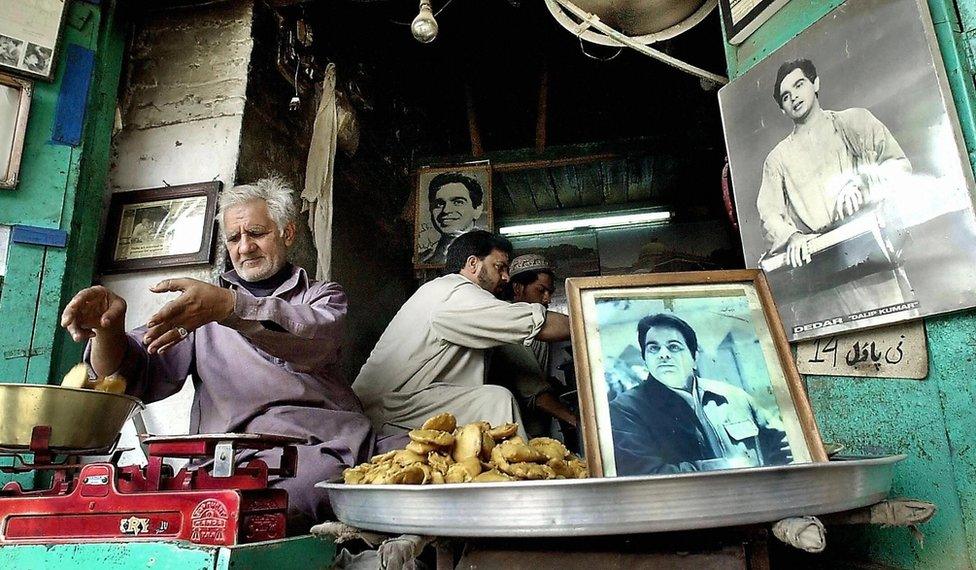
499 211 671 236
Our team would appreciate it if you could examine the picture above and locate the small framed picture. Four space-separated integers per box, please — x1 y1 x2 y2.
414 163 493 269
720 0 790 45
566 269 827 477
101 181 221 274
0 71 32 188
0 0 68 81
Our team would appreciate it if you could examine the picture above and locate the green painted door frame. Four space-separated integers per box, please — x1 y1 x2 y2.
722 1 976 567
0 1 125 385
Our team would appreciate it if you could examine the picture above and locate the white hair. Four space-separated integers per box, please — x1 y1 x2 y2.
218 176 298 235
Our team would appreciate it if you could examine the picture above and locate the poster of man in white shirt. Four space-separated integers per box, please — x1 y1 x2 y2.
719 0 976 341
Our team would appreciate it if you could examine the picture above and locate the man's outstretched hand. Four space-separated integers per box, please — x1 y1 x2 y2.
142 278 235 354
61 286 127 342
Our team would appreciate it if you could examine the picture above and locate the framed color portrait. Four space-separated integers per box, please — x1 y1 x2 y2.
414 163 493 269
566 270 826 478
102 181 220 274
719 0 976 341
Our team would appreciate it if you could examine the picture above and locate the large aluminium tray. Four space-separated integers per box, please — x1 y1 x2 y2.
317 455 904 537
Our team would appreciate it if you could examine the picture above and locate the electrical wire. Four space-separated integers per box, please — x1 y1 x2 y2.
390 0 457 25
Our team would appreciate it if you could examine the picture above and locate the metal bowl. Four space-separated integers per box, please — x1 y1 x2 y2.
0 383 144 453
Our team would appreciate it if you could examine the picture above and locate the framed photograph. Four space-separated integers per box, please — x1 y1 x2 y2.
102 181 221 274
0 72 31 188
566 270 827 478
720 0 791 45
0 0 67 81
719 0 976 341
414 163 493 269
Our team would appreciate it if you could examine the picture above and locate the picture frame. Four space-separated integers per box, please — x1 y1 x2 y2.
0 72 32 188
566 269 827 478
720 0 791 45
719 0 976 342
101 181 221 274
414 163 493 269
0 0 68 81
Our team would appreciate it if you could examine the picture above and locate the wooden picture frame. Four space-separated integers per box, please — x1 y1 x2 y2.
0 72 32 188
720 0 790 45
566 269 826 478
414 163 493 269
101 181 221 274
0 0 68 81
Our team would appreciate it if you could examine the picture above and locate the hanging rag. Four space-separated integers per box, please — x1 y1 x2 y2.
302 63 338 281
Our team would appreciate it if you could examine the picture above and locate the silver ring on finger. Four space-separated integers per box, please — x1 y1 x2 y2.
176 326 189 339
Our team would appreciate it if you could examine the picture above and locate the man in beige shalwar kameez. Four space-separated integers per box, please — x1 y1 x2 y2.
352 231 571 438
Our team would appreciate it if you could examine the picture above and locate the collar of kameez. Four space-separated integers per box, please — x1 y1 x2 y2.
220 264 309 297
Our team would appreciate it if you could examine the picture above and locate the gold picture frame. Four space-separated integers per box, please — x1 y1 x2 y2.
0 72 32 189
566 269 827 477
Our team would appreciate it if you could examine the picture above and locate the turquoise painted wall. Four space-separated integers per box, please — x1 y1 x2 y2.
0 1 124 386
722 1 976 567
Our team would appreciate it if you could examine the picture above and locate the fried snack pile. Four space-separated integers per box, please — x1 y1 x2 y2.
344 412 587 484
61 363 128 394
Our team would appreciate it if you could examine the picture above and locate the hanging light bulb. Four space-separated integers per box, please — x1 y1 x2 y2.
411 0 438 43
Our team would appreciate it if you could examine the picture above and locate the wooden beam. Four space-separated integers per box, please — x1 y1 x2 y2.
465 83 484 157
535 61 548 154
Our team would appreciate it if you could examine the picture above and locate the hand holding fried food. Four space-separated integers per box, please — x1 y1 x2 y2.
343 412 587 484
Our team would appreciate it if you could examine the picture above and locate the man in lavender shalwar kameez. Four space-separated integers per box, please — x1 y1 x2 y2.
61 177 373 532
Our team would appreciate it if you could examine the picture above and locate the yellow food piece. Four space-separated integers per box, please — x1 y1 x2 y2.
487 423 518 440
427 451 453 474
497 440 547 464
408 429 454 447
502 462 556 480
480 430 496 461
473 469 513 483
421 412 457 433
93 373 127 394
393 449 427 466
61 363 89 388
451 423 483 461
405 440 438 454
529 437 569 462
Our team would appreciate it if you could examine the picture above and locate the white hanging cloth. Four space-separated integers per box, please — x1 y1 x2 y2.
302 63 338 281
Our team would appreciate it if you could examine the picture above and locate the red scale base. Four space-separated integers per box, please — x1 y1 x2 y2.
0 428 300 546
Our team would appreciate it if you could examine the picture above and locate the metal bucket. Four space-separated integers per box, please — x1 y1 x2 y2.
0 383 143 452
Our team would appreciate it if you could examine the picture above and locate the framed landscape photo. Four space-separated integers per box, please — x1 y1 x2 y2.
0 0 68 81
414 162 493 269
102 181 220 274
566 270 827 478
0 71 31 188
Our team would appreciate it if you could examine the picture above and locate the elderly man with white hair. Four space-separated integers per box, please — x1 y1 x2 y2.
60 177 374 532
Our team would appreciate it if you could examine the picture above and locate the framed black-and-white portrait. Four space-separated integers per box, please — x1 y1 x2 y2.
414 163 493 269
0 72 31 188
0 0 67 81
719 0 976 341
566 270 826 477
102 182 220 274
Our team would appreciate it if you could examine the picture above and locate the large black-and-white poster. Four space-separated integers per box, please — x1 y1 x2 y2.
719 0 976 341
